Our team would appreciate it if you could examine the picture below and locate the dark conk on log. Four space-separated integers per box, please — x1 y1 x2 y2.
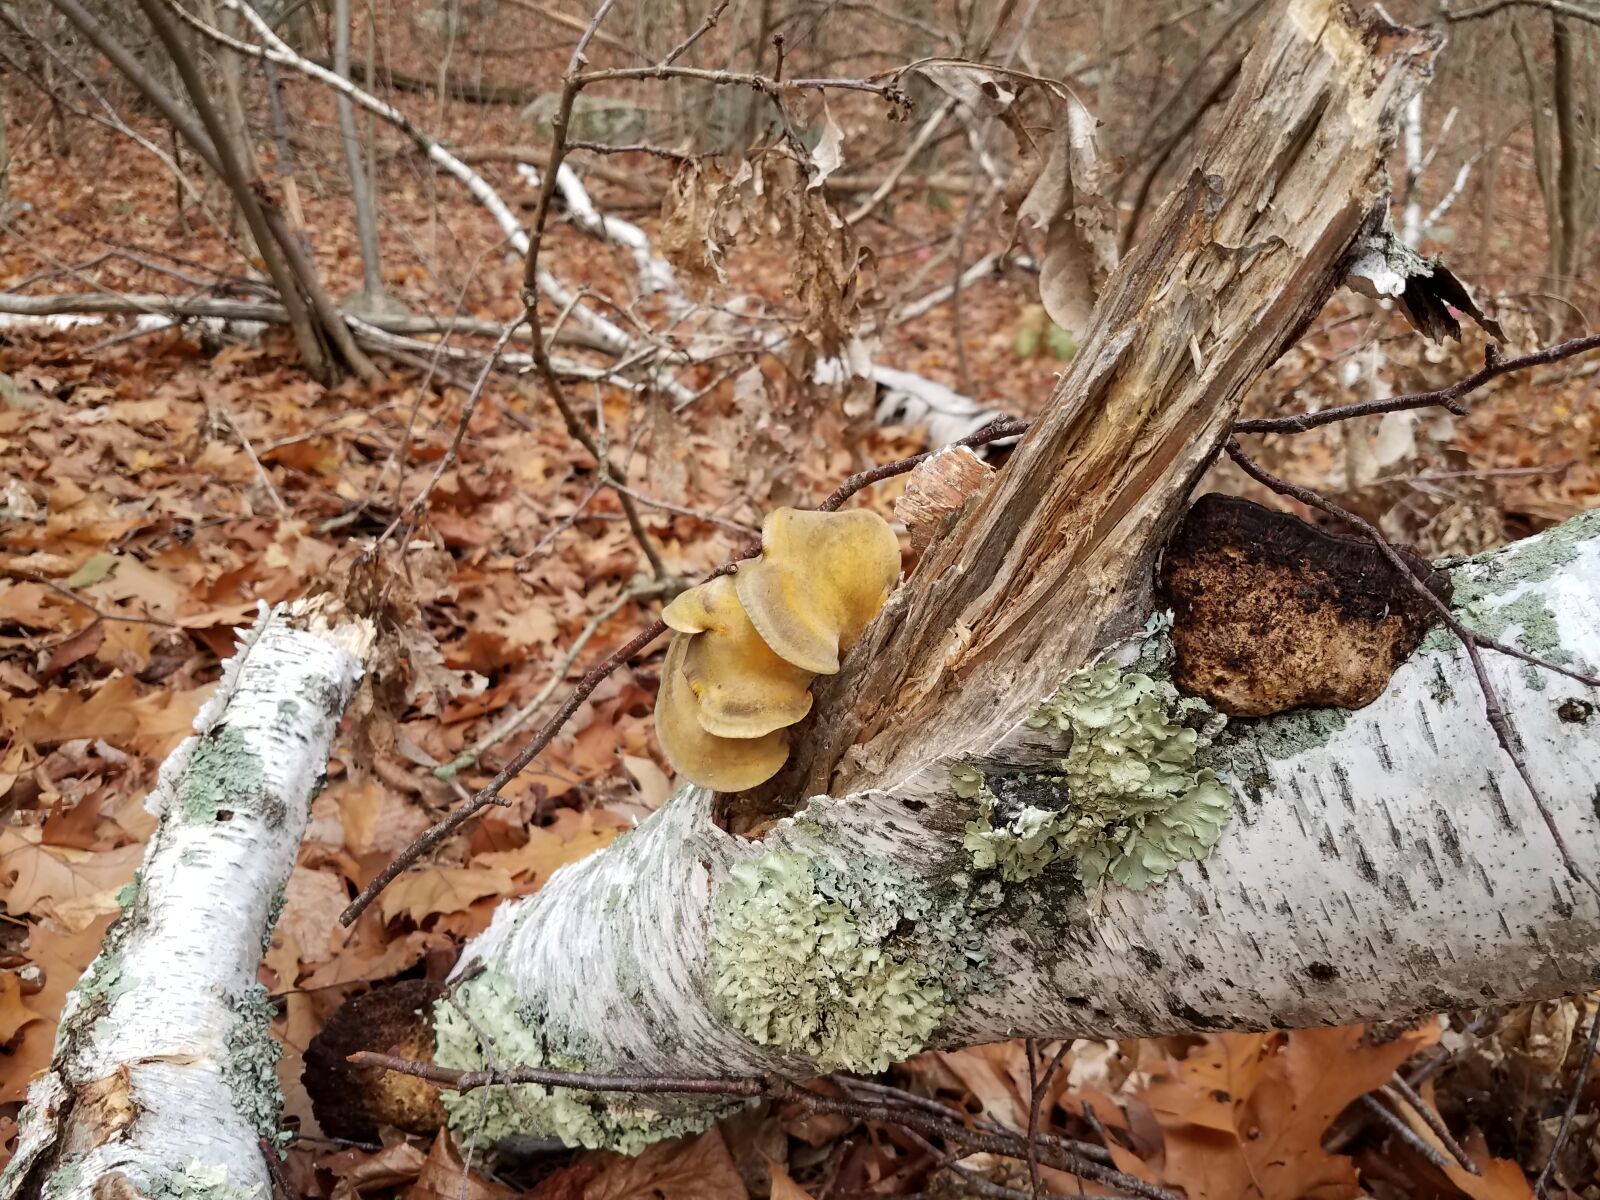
1157 494 1452 716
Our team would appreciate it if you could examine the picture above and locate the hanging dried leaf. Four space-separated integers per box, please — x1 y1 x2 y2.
659 160 743 286
910 62 1018 118
807 104 846 191
1016 95 1119 341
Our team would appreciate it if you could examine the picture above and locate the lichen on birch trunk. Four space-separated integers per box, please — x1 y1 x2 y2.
1 599 372 1200
441 503 1600 1156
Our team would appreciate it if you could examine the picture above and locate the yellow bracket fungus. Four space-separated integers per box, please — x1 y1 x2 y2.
655 634 791 791
655 507 902 791
662 576 815 738
734 508 902 675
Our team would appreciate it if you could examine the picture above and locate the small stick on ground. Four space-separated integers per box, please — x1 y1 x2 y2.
1384 1074 1480 1176
1534 1006 1600 1198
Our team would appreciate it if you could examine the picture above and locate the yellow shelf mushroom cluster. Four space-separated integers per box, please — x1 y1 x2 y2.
656 507 902 791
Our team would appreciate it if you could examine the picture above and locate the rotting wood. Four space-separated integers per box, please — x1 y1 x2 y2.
1157 494 1450 716
773 0 1446 811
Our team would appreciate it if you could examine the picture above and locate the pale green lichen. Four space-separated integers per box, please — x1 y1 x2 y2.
1421 508 1600 669
960 656 1234 891
223 984 285 1144
40 1155 84 1200
1198 705 1351 801
144 1160 262 1200
261 884 287 955
434 966 720 1154
707 851 953 1073
175 727 273 825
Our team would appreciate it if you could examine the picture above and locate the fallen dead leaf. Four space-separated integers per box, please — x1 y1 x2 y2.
3 916 115 1104
0 827 143 931
582 1129 748 1200
377 865 515 926
0 972 45 1044
764 1155 816 1200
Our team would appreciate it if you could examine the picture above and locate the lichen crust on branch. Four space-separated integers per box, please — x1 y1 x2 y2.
705 850 982 1073
1420 506 1600 685
433 966 729 1155
956 632 1235 890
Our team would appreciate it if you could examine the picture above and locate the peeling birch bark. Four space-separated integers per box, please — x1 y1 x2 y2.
1 599 372 1200
782 0 1444 805
438 507 1600 1154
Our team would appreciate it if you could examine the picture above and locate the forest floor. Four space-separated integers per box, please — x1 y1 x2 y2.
4 30 1600 1200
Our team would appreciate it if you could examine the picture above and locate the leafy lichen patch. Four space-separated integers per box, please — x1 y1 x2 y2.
959 655 1234 891
223 984 285 1143
145 1159 263 1200
434 966 722 1154
706 851 958 1073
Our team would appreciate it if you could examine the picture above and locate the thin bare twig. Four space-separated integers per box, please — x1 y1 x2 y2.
1359 1094 1460 1173
1444 0 1600 28
354 1051 1179 1200
339 615 671 926
211 401 290 519
1534 1007 1600 1198
347 1050 769 1095
3 568 178 630
376 314 526 547
1235 333 1600 435
1384 1074 1480 1175
659 0 732 66
436 578 671 780
1025 1040 1045 1199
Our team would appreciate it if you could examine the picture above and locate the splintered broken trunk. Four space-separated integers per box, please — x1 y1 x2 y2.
409 0 1600 1155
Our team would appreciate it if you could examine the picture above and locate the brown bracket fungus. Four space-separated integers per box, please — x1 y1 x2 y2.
1157 493 1451 716
662 575 815 737
655 632 792 791
734 507 903 675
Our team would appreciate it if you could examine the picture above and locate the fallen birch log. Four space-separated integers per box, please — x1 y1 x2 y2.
404 0 1600 1156
1 600 372 1200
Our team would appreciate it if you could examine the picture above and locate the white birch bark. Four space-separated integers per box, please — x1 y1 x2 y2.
1 599 372 1200
436 511 1600 1152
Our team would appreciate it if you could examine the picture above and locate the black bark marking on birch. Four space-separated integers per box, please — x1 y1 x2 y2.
1559 698 1595 724
1484 771 1517 831
1157 494 1451 716
1434 808 1465 868
1416 699 1440 752
1353 838 1379 884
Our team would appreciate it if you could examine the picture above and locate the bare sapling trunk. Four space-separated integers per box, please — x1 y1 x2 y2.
334 0 387 310
130 0 333 381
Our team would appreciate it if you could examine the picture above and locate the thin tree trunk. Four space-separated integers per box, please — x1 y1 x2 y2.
335 0 386 305
129 0 333 381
